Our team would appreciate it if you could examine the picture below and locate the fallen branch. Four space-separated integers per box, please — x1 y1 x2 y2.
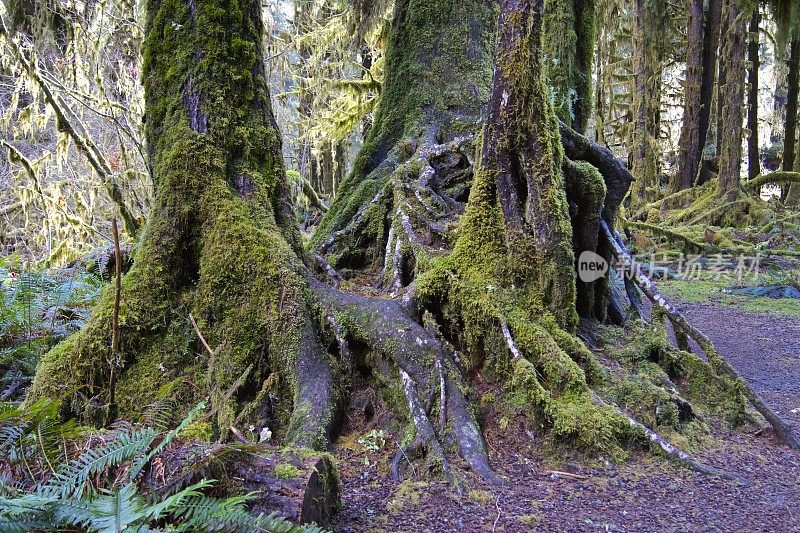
302 178 328 212
626 220 707 253
601 219 800 451
623 409 747 483
543 470 589 480
745 171 800 190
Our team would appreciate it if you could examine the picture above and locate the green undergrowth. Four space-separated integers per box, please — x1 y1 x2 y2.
0 258 105 403
0 401 326 532
660 279 800 317
629 178 800 257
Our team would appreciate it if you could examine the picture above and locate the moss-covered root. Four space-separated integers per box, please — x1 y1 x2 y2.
309 277 502 484
602 219 800 450
285 325 340 450
563 158 607 318
311 136 476 290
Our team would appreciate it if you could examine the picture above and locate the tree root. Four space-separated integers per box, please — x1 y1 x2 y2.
307 277 502 484
592 393 749 484
625 220 708 254
315 136 475 286
601 219 800 450
390 368 453 482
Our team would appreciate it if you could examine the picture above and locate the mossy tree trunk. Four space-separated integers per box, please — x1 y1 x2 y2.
543 0 596 134
631 0 663 202
28 0 339 448
787 41 800 204
784 38 799 173
673 0 706 192
697 0 722 185
673 0 722 191
716 0 749 199
746 7 760 180
308 0 498 288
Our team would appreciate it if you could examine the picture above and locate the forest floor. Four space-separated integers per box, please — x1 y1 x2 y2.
332 285 800 532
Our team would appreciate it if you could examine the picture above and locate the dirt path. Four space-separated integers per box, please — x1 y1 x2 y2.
332 302 800 532
680 302 800 432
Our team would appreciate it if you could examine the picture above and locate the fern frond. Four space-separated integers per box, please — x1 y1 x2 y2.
172 492 262 533
52 482 149 531
0 518 55 532
143 479 215 521
128 402 205 481
40 427 158 499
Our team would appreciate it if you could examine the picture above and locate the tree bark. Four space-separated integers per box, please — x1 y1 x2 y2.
746 8 760 180
309 0 497 284
631 0 661 202
543 0 596 133
697 0 722 185
784 39 800 172
144 444 340 525
28 0 339 449
716 0 749 199
673 0 706 191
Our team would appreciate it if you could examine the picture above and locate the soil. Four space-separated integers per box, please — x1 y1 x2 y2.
331 300 800 532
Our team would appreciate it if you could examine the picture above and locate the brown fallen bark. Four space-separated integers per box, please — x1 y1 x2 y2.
143 443 340 526
601 219 800 451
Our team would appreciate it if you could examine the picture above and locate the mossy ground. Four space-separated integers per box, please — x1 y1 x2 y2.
660 279 800 317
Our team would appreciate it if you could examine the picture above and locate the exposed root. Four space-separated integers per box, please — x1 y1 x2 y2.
307 276 501 484
286 325 339 450
390 368 452 482
611 398 748 484
314 136 475 285
602 219 800 450
314 253 342 289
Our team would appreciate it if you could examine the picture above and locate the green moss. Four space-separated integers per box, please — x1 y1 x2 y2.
386 480 427 514
182 421 213 442
467 489 494 504
660 279 800 318
274 463 304 479
27 0 323 444
543 0 597 131
309 0 498 253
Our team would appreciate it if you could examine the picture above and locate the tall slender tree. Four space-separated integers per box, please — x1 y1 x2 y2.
716 0 750 199
784 38 800 172
747 7 761 180
673 0 707 191
697 0 723 184
543 0 596 133
631 0 663 201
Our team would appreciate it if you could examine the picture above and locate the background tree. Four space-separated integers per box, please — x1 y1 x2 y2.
630 0 665 201
543 0 596 133
716 0 750 199
747 6 761 180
